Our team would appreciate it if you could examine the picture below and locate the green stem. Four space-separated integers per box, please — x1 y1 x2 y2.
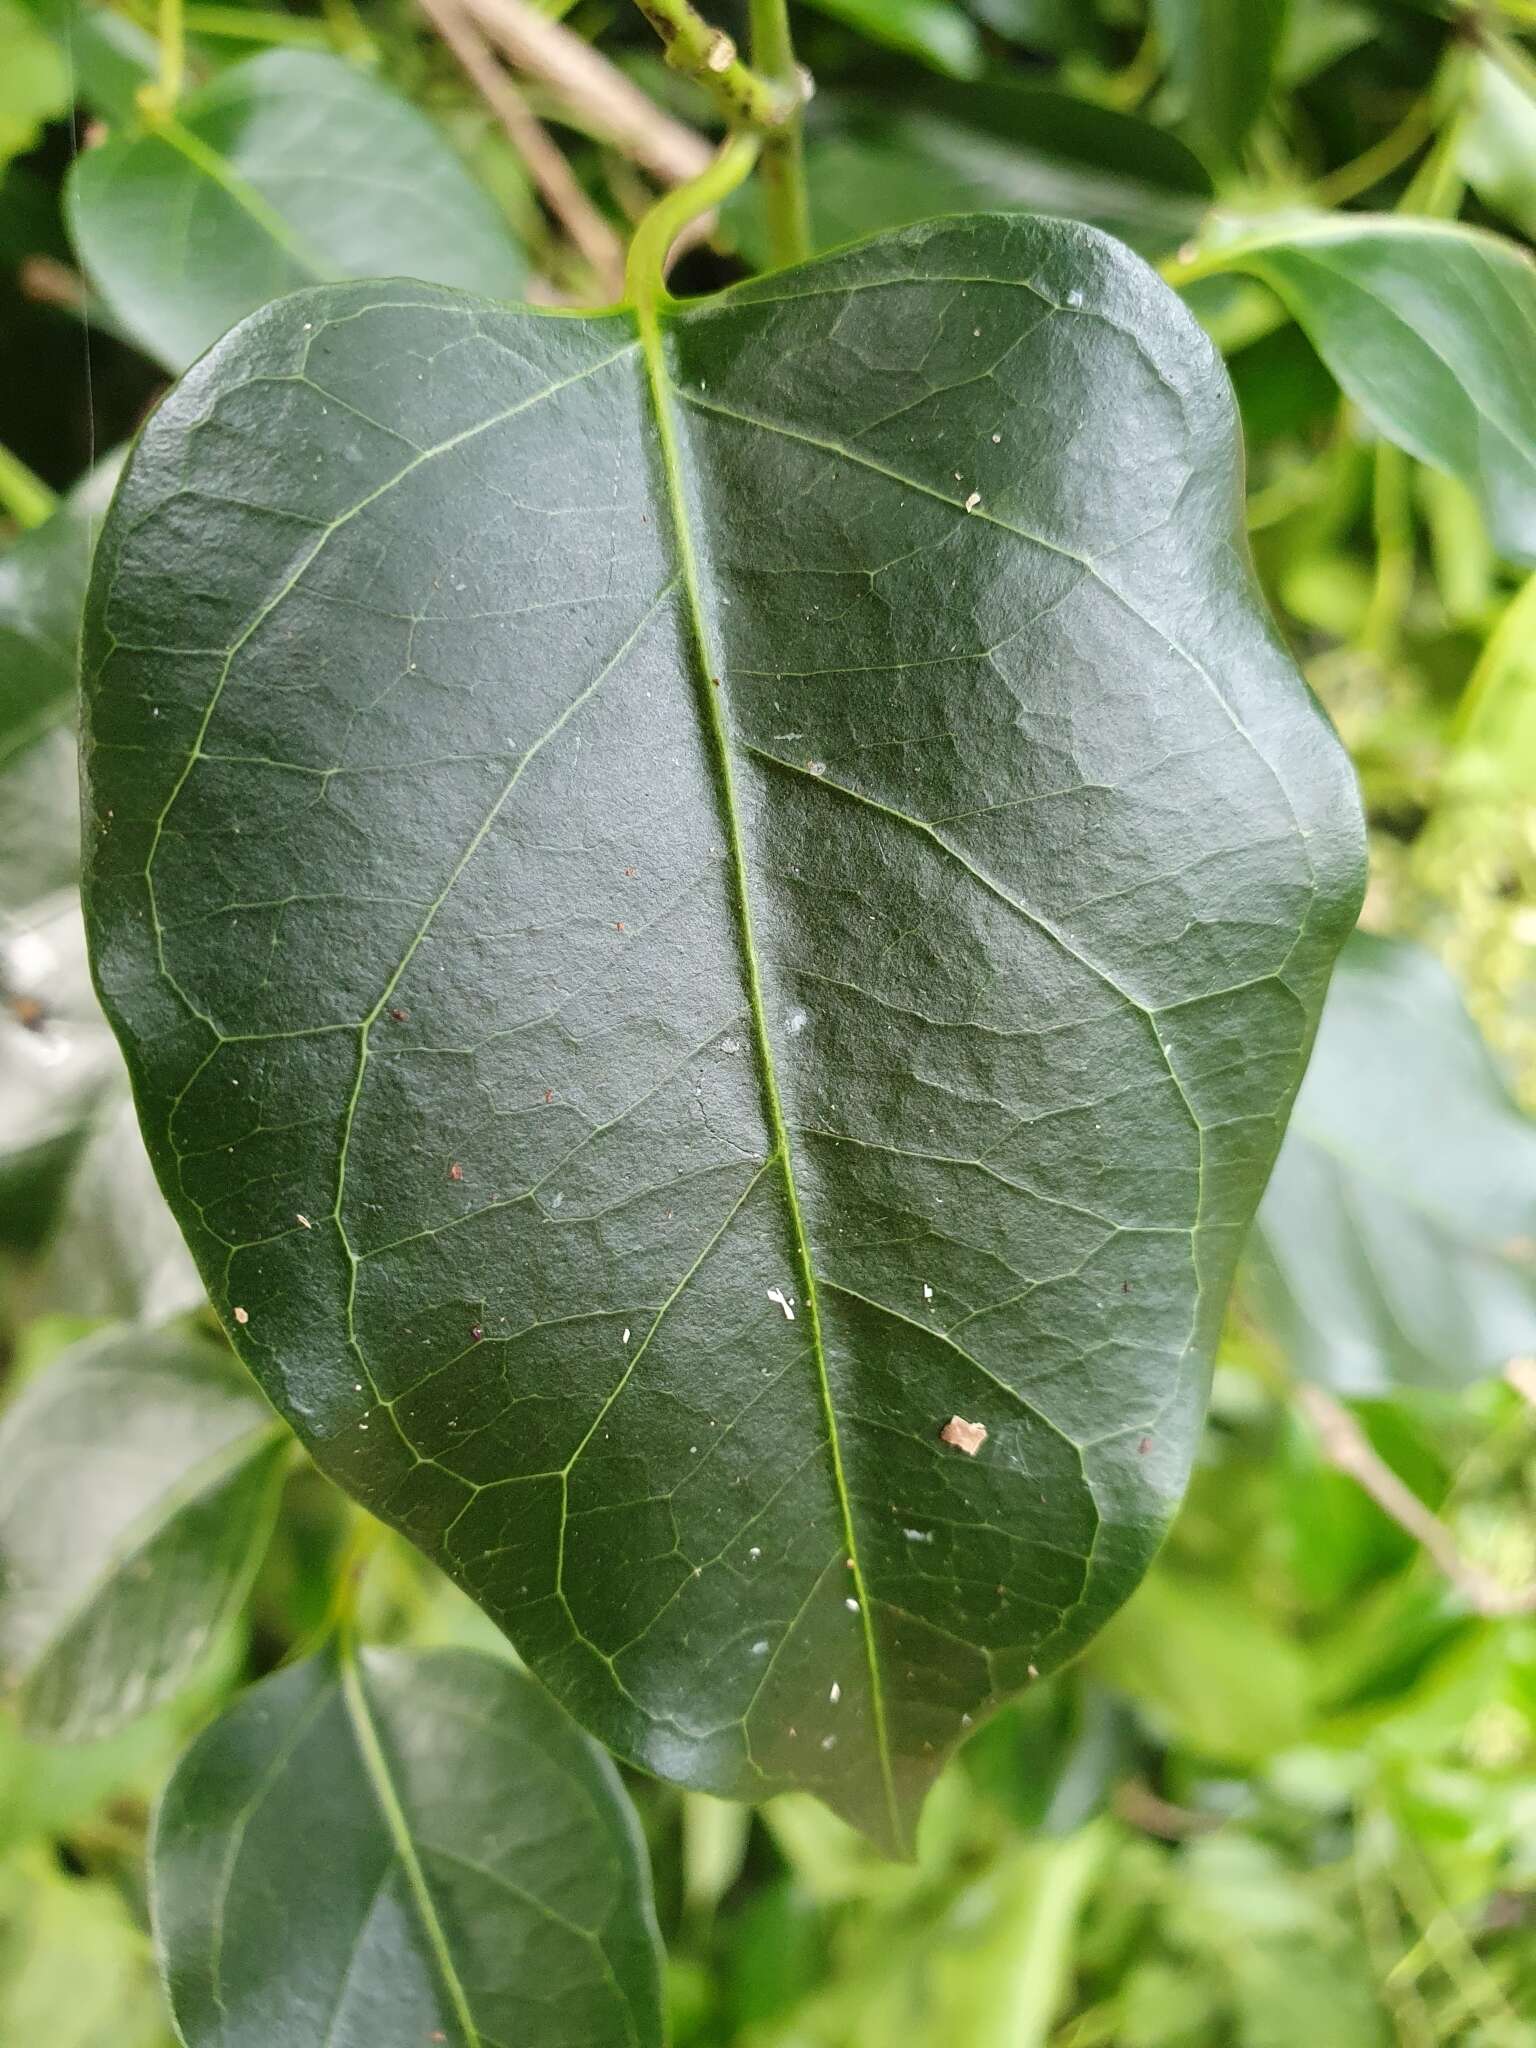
1363 439 1414 662
626 131 761 312
158 0 186 103
629 0 792 129
1310 91 1435 207
750 0 810 265
0 443 57 529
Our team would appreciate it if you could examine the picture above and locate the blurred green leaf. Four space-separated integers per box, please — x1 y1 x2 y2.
31 1087 205 1324
1151 0 1288 163
153 1645 666 2048
1450 567 1536 788
19 0 159 125
0 894 121 1251
0 1324 287 1738
1088 1570 1310 1763
0 0 70 171
1247 933 1536 1394
1205 217 1536 563
801 0 983 78
1459 52 1536 241
0 1845 170 2048
966 0 1089 53
0 456 120 914
68 50 527 372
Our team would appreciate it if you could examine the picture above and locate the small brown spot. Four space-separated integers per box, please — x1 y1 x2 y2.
1138 1435 1153 1455
470 1324 484 1343
388 1007 409 1022
1122 1280 1132 1293
624 867 637 878
544 1089 554 1103
449 1162 465 1182
614 921 625 932
10 995 46 1032
233 1306 249 1325
940 1415 987 1456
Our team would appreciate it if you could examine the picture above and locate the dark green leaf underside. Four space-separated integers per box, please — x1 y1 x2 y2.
152 1646 665 2048
83 216 1363 1847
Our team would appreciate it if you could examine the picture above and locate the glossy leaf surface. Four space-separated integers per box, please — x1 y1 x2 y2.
1248 933 1536 1394
152 1646 665 2048
0 1325 286 1736
1217 217 1536 564
82 217 1363 1847
67 49 526 373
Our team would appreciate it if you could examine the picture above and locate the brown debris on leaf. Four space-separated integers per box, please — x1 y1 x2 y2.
940 1415 987 1456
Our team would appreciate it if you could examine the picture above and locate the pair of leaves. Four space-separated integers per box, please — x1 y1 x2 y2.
82 213 1363 1848
0 1324 286 1737
154 1645 664 2048
1247 933 1536 1396
68 48 527 373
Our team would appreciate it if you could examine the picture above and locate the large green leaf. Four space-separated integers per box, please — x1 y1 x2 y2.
152 1646 665 2048
67 49 527 373
0 1324 287 1736
1247 933 1536 1394
81 217 1363 1849
733 87 1212 264
1151 0 1289 163
1197 217 1536 564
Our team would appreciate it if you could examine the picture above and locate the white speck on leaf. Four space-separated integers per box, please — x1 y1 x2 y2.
749 1545 762 1561
232 1307 249 1325
940 1415 987 1455
622 1327 630 1344
821 1735 837 1750
965 491 982 512
752 1639 769 1656
788 1008 807 1035
922 1282 933 1300
845 1597 859 1612
830 1681 841 1703
767 1286 796 1320
903 1527 934 1544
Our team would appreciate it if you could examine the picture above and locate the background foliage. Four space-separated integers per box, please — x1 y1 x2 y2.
2 0 1535 2041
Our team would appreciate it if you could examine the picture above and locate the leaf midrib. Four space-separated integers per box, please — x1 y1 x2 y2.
638 299 902 1847
339 1647 482 2048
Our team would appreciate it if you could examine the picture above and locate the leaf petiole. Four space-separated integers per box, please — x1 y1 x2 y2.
624 130 760 313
